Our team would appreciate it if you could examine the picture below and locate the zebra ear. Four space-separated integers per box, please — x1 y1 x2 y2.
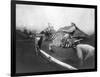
71 22 77 29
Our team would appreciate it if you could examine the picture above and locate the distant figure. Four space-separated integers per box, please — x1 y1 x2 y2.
37 31 45 49
38 36 43 49
76 44 94 65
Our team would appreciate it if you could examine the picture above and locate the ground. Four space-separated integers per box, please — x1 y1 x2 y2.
16 30 95 73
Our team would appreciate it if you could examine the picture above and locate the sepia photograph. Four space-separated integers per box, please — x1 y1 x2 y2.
11 1 97 76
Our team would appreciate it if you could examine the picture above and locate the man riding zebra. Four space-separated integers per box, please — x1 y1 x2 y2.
37 22 94 65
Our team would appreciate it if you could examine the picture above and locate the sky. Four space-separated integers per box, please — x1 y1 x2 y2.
16 4 95 35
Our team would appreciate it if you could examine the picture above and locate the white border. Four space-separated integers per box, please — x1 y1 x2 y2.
0 0 99 77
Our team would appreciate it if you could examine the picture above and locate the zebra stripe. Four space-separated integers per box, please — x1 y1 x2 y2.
50 33 57 40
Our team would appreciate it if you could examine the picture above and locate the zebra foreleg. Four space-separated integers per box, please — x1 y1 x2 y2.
49 44 55 53
49 44 52 51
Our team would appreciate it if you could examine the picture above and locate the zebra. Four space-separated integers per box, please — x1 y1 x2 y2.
38 23 82 50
